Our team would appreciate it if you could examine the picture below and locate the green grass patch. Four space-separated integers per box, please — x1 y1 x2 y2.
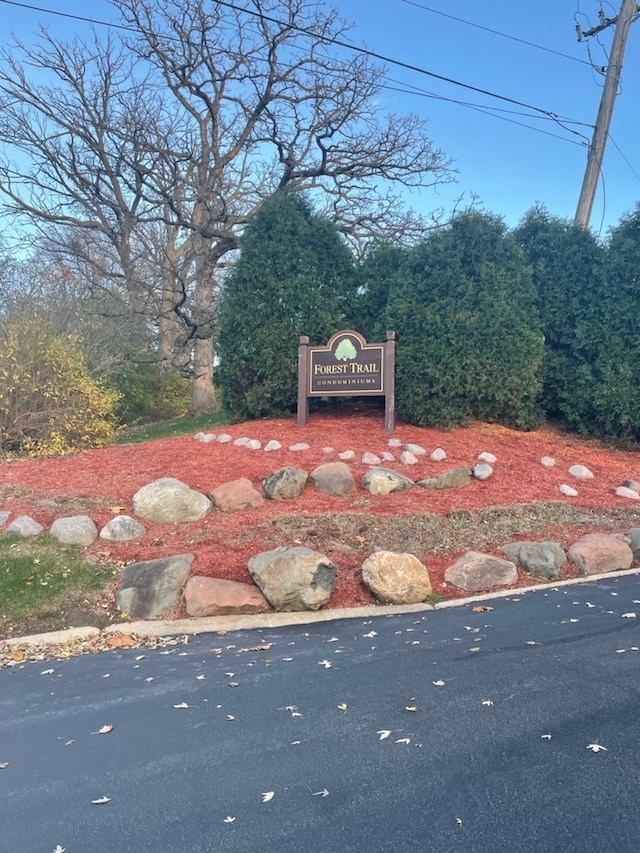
0 533 115 637
117 411 230 444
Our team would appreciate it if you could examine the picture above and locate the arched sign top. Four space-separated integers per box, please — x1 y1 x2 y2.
297 329 396 432
324 329 369 351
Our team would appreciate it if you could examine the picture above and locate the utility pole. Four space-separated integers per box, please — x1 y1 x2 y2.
574 0 639 228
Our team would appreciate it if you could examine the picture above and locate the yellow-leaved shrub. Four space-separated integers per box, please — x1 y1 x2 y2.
0 316 120 457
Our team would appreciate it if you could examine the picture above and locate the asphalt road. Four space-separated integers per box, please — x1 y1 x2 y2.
2 574 640 853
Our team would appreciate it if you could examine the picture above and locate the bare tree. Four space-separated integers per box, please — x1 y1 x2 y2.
0 0 453 413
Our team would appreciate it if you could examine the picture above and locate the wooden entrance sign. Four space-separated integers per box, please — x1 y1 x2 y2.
297 329 396 433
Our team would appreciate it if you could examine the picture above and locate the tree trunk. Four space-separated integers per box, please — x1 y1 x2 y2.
191 335 217 413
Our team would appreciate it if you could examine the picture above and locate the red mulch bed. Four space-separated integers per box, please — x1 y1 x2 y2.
2 410 640 611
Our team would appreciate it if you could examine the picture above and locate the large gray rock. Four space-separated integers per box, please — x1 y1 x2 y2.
49 515 98 546
6 515 44 536
501 541 566 580
629 528 640 561
209 478 264 512
184 576 271 617
309 462 355 496
416 466 473 490
362 467 414 496
361 551 432 604
100 515 146 542
248 546 337 611
262 467 308 500
132 477 212 523
568 533 633 576
445 551 518 592
116 553 194 619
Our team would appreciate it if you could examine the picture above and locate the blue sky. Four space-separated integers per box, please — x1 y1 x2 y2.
1 0 638 238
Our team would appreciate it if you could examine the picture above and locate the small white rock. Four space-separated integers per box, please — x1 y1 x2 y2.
615 486 640 500
381 451 395 462
400 451 419 465
194 432 206 442
405 443 427 456
338 450 356 461
233 437 250 447
568 464 594 480
559 484 579 497
541 456 555 467
202 433 217 443
289 442 310 452
264 440 282 452
430 448 447 462
473 463 494 481
388 438 402 448
217 433 233 443
246 439 262 450
322 446 334 454
362 452 382 465
477 451 497 464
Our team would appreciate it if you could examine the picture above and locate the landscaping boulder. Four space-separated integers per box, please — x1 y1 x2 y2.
416 466 472 490
568 533 633 576
132 477 212 523
49 515 98 547
362 467 413 496
361 551 432 604
629 528 640 561
501 541 566 580
262 467 308 500
116 553 194 619
100 515 146 542
310 462 355 496
248 546 337 611
445 551 518 592
184 576 271 617
209 478 264 512
6 516 44 536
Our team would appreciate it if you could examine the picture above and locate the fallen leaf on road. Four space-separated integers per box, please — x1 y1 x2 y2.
541 734 552 740
362 631 377 638
53 846 66 853
91 725 113 735
0 762 9 769
337 703 347 711
91 796 111 805
395 738 411 744
106 635 136 648
405 706 418 712
41 669 54 675
312 788 330 797
587 743 607 752
377 730 392 740
173 702 189 709
262 791 275 803
432 680 445 686
318 660 332 669
622 613 636 619
481 700 494 707
223 816 236 823
472 606 493 612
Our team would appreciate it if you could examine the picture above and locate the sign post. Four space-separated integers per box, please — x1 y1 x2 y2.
297 329 395 432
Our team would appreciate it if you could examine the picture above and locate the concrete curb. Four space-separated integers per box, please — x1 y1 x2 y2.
5 567 640 647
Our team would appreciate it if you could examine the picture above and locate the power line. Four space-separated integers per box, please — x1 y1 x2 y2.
609 134 640 182
402 0 595 67
0 0 589 139
382 81 589 147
